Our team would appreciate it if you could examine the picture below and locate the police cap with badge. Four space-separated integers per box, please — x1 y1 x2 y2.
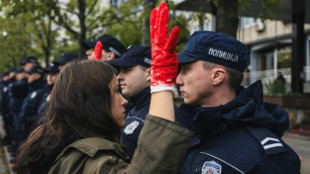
97 35 127 58
108 45 151 68
177 31 249 73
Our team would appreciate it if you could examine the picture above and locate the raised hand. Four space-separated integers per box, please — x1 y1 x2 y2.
150 1 179 93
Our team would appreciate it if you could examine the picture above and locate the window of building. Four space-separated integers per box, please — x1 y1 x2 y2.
242 17 256 28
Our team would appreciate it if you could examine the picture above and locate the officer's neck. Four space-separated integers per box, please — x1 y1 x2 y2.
200 86 236 107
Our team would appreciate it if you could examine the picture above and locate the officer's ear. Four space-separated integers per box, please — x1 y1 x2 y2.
145 68 151 82
211 66 226 86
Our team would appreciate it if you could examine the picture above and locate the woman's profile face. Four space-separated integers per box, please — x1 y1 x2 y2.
109 76 128 128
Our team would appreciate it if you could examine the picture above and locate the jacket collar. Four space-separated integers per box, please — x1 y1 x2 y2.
129 87 151 110
189 80 288 141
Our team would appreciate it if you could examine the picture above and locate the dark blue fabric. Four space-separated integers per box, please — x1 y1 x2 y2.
18 78 47 140
120 87 184 158
1 78 16 141
177 31 248 72
120 87 151 157
9 78 28 112
179 80 301 174
108 45 151 68
1 78 15 115
37 84 53 118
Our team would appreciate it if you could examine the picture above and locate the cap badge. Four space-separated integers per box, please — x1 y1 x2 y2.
208 48 238 63
144 58 151 65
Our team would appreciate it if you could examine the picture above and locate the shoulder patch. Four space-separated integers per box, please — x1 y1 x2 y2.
124 121 139 135
3 87 7 92
246 126 285 155
31 91 37 99
201 161 222 174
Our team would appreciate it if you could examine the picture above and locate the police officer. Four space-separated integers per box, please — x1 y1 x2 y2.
37 63 60 118
175 31 300 173
8 68 28 153
20 56 38 71
86 34 127 61
0 68 16 145
109 45 184 158
18 65 46 140
108 45 152 157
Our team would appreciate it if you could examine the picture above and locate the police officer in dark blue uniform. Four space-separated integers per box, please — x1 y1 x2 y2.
18 65 46 140
20 56 39 72
9 68 28 152
0 68 16 145
37 63 59 119
176 31 300 174
109 45 184 158
83 34 126 61
108 45 152 157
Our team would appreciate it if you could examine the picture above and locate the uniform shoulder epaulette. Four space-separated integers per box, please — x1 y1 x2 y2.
246 125 285 155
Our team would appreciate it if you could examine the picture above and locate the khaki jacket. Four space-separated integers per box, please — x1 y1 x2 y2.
48 115 193 174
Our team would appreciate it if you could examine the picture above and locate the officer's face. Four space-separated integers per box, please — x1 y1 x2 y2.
117 65 150 98
23 63 35 72
110 76 128 128
90 49 112 61
47 73 59 85
86 48 94 60
177 60 212 106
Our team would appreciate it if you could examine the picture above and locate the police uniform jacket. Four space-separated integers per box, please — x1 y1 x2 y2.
120 87 184 158
19 78 47 132
1 78 15 116
48 115 193 174
180 81 301 174
9 78 28 112
120 87 151 157
37 83 53 117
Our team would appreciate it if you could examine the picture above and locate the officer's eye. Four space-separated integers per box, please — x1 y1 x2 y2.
181 65 190 74
121 67 133 73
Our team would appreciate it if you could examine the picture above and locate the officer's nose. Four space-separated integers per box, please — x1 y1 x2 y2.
176 73 183 86
117 72 124 81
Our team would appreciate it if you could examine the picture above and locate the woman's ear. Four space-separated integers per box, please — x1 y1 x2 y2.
145 68 151 82
211 67 226 86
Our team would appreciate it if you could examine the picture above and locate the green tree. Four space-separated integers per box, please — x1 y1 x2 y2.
0 13 33 72
0 0 60 67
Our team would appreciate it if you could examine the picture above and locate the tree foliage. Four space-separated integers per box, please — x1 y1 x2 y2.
0 0 190 73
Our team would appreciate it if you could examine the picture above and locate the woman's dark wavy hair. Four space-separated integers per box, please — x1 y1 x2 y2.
16 60 120 173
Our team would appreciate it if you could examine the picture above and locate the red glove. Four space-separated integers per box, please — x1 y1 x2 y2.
92 41 103 61
150 1 179 93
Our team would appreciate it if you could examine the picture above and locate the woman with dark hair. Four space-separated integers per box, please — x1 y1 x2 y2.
16 60 192 173
17 2 190 173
